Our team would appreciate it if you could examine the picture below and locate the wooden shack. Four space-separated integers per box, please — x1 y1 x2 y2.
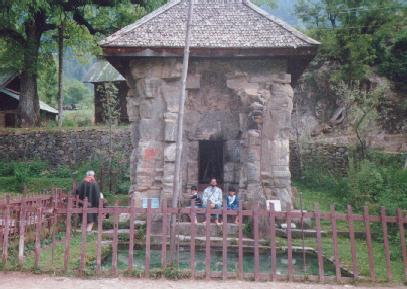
83 59 129 124
0 72 58 127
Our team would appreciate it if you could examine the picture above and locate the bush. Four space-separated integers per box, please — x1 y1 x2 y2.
0 162 14 176
347 159 384 210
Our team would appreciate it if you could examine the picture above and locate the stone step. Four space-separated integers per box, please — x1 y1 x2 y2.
176 222 239 237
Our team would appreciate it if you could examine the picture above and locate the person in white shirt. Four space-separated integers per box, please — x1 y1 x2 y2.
202 178 223 225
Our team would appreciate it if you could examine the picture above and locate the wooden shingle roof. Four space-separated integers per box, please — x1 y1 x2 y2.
100 0 319 50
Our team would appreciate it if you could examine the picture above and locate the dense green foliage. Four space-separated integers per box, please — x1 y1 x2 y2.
296 0 407 82
295 0 407 133
0 0 166 126
299 149 407 214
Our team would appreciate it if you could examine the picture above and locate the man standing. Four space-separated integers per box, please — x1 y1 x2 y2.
75 170 101 232
202 178 223 225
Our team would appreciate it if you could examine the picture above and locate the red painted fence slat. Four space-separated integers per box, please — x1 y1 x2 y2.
112 202 119 276
314 204 324 282
96 197 104 275
64 197 73 272
222 200 228 280
128 197 136 273
269 204 277 281
347 205 358 280
18 197 27 267
397 208 407 281
1 196 10 266
34 207 43 270
79 198 88 276
205 205 211 280
238 202 244 279
363 206 376 282
161 199 168 270
286 208 293 281
190 199 196 279
380 207 392 282
330 205 341 283
145 199 152 278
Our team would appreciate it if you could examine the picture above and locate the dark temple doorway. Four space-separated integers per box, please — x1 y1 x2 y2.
198 140 224 186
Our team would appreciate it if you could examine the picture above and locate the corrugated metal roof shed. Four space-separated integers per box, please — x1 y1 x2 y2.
0 88 58 114
83 59 125 83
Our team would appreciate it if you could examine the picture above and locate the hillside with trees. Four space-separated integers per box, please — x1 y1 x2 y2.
291 0 407 153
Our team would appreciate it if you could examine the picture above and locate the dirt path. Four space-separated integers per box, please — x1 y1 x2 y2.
0 272 404 289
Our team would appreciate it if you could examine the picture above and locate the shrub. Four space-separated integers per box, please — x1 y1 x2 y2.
0 162 14 177
14 163 29 193
347 159 384 210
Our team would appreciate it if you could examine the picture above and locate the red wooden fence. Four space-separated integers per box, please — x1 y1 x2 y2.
1 193 407 284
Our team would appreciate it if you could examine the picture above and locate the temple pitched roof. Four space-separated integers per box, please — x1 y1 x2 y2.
100 0 319 50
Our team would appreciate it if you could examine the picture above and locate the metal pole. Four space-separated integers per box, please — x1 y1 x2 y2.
170 0 194 264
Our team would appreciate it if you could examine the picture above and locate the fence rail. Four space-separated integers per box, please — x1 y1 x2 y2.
1 193 407 284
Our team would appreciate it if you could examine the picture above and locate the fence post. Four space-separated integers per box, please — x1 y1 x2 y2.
128 196 136 273
145 199 152 278
96 197 104 275
18 197 27 268
112 201 119 276
347 205 358 279
34 206 43 270
380 207 392 282
286 207 293 281
254 203 260 281
190 198 196 279
64 197 73 273
238 201 243 280
222 199 228 280
161 199 168 270
330 205 341 282
314 203 324 282
363 206 376 282
50 192 58 267
397 208 407 281
205 203 211 280
79 197 88 276
2 195 10 267
269 203 277 281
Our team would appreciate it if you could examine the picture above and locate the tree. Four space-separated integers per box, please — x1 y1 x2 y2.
98 82 120 194
295 0 407 82
0 0 166 127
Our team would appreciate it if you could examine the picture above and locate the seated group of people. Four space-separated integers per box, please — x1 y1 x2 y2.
189 178 239 225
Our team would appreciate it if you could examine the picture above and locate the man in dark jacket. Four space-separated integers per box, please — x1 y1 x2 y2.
75 170 101 232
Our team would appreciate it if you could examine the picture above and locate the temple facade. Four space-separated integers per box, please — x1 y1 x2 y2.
100 0 319 209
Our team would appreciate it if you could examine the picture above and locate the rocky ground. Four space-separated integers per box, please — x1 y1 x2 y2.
0 272 404 289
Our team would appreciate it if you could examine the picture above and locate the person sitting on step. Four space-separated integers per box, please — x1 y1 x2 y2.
202 178 223 225
189 185 202 224
226 186 240 224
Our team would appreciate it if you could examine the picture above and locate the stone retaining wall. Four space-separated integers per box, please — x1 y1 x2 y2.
289 140 349 179
0 127 132 166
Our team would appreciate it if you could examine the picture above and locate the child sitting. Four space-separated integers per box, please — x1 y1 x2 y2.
226 186 239 224
189 185 202 223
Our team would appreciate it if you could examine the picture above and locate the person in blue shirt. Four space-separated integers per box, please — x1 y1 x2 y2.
226 186 239 224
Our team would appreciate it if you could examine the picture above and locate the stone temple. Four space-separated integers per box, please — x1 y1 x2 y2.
100 0 319 209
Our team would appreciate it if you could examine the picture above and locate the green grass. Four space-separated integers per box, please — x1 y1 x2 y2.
294 181 343 212
63 109 94 127
277 235 406 284
0 176 72 194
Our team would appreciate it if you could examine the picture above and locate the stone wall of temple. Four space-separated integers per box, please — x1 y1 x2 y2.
126 57 294 209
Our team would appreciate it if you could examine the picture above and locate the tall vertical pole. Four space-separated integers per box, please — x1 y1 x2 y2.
57 24 64 127
170 0 194 263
